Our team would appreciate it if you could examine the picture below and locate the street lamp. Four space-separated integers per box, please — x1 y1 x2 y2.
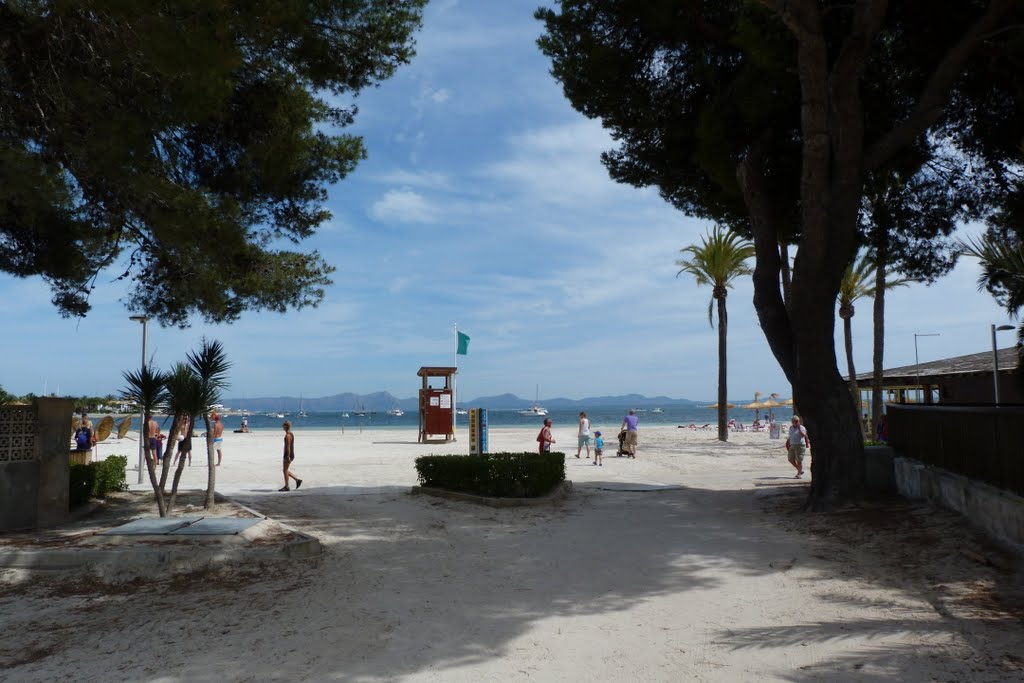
914 332 940 403
129 315 150 484
992 323 1015 404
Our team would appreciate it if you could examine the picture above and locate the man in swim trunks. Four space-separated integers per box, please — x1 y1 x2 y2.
212 414 224 466
147 415 164 462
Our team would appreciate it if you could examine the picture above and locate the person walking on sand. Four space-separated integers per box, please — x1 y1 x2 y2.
785 415 811 478
537 417 555 454
593 430 604 466
621 409 639 458
576 411 592 459
280 421 303 491
212 414 224 466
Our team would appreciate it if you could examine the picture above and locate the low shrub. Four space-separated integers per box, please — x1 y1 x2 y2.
864 439 887 447
95 455 129 496
415 452 566 498
68 455 129 508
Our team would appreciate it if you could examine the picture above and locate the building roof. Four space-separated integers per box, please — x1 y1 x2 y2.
416 366 458 377
854 347 1019 384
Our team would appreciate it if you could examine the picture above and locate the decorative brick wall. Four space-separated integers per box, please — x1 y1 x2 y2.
0 405 38 464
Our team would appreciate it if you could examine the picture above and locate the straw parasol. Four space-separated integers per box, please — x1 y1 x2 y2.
706 402 736 409
116 416 132 439
95 415 115 442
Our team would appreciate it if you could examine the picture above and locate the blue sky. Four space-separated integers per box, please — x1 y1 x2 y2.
0 0 1013 403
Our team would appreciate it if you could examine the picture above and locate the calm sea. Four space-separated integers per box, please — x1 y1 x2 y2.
203 405 794 433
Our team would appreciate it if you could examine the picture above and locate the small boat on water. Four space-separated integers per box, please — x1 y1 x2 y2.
274 413 285 419
341 412 350 418
651 408 663 414
387 407 404 417
456 409 468 415
519 385 548 416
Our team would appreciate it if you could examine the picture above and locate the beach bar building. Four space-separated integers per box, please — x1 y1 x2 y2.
852 347 1022 408
417 366 456 443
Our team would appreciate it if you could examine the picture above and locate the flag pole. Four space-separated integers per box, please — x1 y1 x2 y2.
452 323 458 440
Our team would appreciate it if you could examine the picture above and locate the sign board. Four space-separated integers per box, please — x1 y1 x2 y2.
469 408 488 455
769 423 781 440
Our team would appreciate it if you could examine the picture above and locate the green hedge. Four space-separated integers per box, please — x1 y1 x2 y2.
69 455 129 508
415 452 566 498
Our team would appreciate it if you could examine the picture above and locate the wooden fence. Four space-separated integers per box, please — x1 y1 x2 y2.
888 404 1024 498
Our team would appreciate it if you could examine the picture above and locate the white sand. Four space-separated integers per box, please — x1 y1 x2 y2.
3 424 1022 681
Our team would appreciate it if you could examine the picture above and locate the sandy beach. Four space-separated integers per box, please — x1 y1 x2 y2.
2 424 1022 681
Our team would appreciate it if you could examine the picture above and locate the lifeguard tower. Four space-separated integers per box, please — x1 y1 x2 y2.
417 366 457 443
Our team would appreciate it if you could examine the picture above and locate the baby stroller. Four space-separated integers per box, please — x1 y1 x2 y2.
616 429 628 457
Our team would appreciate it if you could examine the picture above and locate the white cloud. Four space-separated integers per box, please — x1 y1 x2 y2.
369 189 439 224
371 169 452 191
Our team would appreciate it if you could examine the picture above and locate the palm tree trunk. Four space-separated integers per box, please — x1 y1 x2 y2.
843 315 859 410
871 257 886 435
717 295 729 442
203 415 216 509
143 411 167 516
158 415 180 495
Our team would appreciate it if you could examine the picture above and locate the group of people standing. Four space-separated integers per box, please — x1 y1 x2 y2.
536 409 641 464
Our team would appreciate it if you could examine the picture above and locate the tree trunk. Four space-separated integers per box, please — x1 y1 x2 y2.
779 241 792 312
871 254 886 434
158 415 180 496
842 313 860 412
203 415 216 509
717 293 729 442
143 411 167 517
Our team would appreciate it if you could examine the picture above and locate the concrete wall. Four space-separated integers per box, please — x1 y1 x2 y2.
894 456 1024 554
0 398 73 531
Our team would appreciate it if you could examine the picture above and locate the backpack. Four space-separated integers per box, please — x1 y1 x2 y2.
75 428 90 450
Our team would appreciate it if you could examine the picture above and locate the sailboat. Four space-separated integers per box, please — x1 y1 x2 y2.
519 385 548 416
298 395 307 418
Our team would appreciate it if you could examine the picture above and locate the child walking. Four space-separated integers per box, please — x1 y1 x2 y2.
593 431 604 466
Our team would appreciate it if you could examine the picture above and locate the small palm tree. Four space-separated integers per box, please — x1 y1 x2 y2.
163 362 205 511
962 234 1024 378
188 339 232 509
838 253 912 406
121 363 170 515
677 226 755 442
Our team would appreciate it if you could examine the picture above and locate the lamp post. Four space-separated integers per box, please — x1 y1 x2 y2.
992 324 1015 404
129 315 150 484
914 332 940 403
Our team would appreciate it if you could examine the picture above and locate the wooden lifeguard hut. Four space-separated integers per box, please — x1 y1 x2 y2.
417 366 457 443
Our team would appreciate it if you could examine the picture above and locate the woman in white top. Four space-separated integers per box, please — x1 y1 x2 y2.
576 411 592 459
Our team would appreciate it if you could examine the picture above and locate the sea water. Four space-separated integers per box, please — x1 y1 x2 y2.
210 406 793 433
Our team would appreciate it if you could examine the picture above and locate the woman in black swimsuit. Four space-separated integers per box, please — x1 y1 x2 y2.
280 421 303 491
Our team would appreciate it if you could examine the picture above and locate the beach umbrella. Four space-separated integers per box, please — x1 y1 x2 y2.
706 403 736 409
95 416 115 442
116 416 132 439
779 398 794 405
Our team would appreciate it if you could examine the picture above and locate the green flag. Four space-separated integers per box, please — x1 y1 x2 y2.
456 331 470 355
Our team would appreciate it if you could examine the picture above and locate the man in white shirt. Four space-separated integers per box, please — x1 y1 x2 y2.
785 415 810 478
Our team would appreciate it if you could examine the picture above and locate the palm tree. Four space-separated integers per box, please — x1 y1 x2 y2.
188 339 232 509
962 234 1024 376
163 362 205 511
838 253 911 413
121 363 170 515
677 226 755 442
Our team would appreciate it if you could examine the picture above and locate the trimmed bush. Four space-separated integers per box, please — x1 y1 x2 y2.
68 455 129 508
415 452 566 498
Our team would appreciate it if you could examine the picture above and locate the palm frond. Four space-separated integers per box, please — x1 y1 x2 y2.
120 364 170 415
677 225 755 329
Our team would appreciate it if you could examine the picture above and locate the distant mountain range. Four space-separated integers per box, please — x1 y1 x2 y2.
223 392 706 412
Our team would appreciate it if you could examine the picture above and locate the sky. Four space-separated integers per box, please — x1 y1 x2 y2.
0 0 1014 404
